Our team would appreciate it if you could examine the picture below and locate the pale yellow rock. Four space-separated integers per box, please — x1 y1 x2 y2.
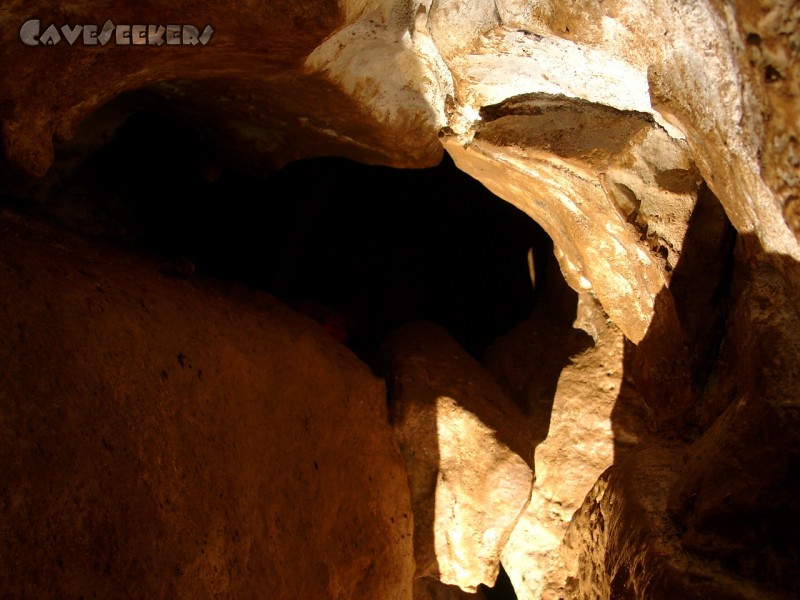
485 291 649 600
379 322 534 592
443 134 669 346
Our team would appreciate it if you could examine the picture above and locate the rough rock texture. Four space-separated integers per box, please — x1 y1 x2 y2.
1 0 800 598
562 444 796 600
666 237 800 598
484 260 650 600
442 128 698 424
378 322 533 592
1 0 796 356
436 0 799 256
545 233 800 600
731 0 800 242
0 210 414 599
0 1 444 177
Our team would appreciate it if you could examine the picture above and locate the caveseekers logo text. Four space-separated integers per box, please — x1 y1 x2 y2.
20 19 214 46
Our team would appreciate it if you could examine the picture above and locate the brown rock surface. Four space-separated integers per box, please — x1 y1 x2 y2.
666 238 800 598
0 1 443 177
0 210 414 599
1 0 799 597
379 322 533 592
562 443 796 600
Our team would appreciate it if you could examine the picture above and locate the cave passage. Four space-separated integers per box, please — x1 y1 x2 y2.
0 105 560 599
16 109 553 362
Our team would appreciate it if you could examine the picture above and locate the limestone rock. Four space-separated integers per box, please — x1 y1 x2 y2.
555 239 800 600
2 0 798 350
0 210 414 599
485 282 650 600
2 0 798 325
0 1 443 178
435 0 799 258
1 1 799 597
378 322 534 592
667 242 800 597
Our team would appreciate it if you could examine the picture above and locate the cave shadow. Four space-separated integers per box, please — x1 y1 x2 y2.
612 180 737 461
497 246 595 448
611 222 800 595
670 232 800 593
0 104 552 597
470 244 597 529
374 239 593 600
0 106 545 366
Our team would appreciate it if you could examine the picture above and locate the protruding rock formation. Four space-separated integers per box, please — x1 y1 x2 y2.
379 322 534 592
482 257 648 599
1 0 799 598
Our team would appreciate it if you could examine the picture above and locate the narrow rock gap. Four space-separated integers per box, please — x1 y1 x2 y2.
478 563 518 599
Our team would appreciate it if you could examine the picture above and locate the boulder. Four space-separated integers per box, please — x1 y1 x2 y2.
0 210 414 599
378 321 533 592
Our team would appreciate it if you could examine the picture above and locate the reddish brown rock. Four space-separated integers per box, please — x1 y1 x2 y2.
0 210 414 599
562 444 797 600
0 0 799 597
0 1 444 178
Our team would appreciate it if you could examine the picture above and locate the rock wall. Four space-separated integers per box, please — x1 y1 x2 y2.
0 211 414 599
1 0 796 352
1 0 799 598
484 283 649 600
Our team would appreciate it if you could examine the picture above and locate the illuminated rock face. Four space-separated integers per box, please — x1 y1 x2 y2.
379 322 534 592
1 1 799 599
0 213 414 599
484 291 637 600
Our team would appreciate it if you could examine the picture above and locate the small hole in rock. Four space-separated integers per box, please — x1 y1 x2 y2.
765 65 782 82
479 563 518 599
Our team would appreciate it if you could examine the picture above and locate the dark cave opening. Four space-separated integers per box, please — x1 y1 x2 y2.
13 109 553 363
0 109 557 599
480 563 518 599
